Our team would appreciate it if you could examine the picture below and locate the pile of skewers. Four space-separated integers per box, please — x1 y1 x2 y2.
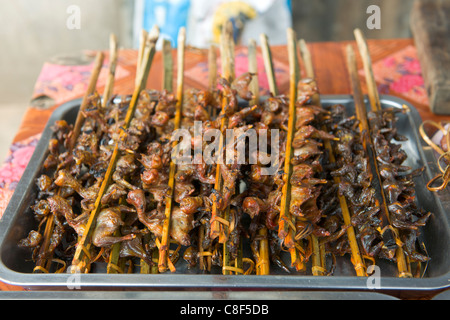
18 25 432 278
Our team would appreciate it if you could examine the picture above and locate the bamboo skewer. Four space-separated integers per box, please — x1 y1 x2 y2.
137 37 174 275
218 22 243 275
136 29 148 87
106 29 160 274
33 51 105 274
248 38 269 275
208 45 218 92
158 27 186 273
221 21 235 83
162 39 174 93
101 34 129 274
198 44 218 273
68 51 105 151
70 26 160 273
102 34 118 108
354 29 382 113
222 207 232 275
210 22 234 242
299 40 367 276
297 39 325 276
248 39 259 106
277 28 304 271
260 34 278 96
353 29 412 278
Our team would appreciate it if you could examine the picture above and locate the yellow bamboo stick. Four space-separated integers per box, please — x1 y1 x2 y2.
158 27 186 273
279 28 305 271
260 33 278 96
102 33 118 108
210 21 234 242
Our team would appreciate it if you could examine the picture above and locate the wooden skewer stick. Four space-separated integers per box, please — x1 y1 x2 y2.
68 51 105 151
354 29 382 112
260 34 278 96
162 39 174 92
33 51 105 274
210 22 234 242
298 39 325 276
219 21 243 275
70 26 160 273
248 38 269 275
279 28 304 271
136 37 174 275
208 45 218 92
300 39 366 277
353 30 412 278
158 27 186 273
221 21 235 83
198 44 219 273
248 39 259 106
135 29 148 87
102 34 134 275
102 33 118 108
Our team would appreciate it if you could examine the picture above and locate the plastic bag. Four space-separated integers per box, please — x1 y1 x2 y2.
187 0 292 48
133 0 191 48
134 0 292 49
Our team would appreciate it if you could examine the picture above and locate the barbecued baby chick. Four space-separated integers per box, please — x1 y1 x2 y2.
92 206 136 247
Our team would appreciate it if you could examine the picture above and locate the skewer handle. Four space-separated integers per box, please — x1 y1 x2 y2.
158 26 186 273
278 28 303 270
68 51 105 151
354 28 382 112
103 33 118 108
162 39 173 92
260 34 278 96
248 39 259 106
136 29 148 87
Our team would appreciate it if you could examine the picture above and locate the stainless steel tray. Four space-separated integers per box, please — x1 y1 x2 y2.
0 95 448 293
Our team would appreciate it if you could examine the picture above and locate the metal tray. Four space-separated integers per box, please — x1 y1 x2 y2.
0 95 448 293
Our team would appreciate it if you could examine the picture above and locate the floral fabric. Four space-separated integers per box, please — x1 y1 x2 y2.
367 45 429 106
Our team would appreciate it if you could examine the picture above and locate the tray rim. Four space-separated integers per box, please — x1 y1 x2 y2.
0 95 448 291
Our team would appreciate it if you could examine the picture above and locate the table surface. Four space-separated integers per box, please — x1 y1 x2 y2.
1 38 448 293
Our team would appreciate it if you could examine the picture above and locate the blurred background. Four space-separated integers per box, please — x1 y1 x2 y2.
0 0 414 162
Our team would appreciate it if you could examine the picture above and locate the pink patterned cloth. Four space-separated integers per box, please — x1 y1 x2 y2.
34 58 130 104
0 134 41 217
364 45 429 106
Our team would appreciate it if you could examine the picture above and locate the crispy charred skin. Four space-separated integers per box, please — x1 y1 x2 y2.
119 233 153 266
